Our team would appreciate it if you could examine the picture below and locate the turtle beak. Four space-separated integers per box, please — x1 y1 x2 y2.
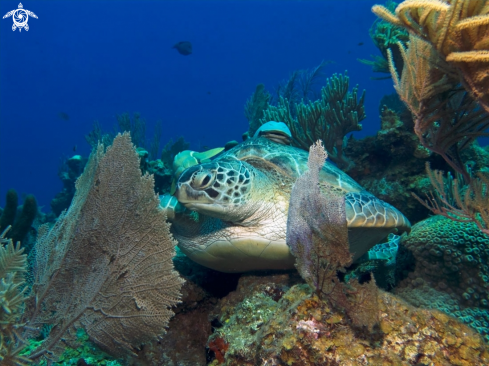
175 165 219 204
175 182 214 206
176 183 229 218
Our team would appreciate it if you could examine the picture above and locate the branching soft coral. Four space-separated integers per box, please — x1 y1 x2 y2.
359 0 409 77
375 0 489 236
260 72 366 169
373 0 489 113
413 163 489 235
0 228 30 366
388 36 489 179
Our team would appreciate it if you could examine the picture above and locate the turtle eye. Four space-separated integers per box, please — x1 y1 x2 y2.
191 170 216 190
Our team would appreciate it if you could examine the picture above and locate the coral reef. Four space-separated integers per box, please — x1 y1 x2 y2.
24 133 184 362
261 72 366 169
387 35 489 179
85 120 113 148
85 113 180 163
146 158 173 195
132 247 240 366
373 0 489 114
50 155 87 216
210 275 489 365
359 0 409 77
344 106 435 222
0 229 30 366
342 104 489 224
0 189 18 234
3 3 488 364
116 112 147 149
8 195 38 246
244 84 271 138
396 281 489 345
395 215 489 340
0 189 38 248
371 2 489 228
24 329 124 366
160 136 190 169
414 164 489 235
244 65 365 169
52 133 192 211
287 140 378 330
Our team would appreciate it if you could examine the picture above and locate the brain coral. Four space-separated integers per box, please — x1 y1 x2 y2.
396 216 489 309
395 215 489 341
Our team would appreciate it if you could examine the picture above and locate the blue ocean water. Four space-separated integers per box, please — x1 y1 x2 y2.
1 0 395 210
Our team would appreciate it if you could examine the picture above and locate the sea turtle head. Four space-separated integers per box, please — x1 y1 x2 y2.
175 158 258 221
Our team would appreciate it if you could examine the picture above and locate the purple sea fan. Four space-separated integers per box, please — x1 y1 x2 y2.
286 140 378 330
286 140 351 297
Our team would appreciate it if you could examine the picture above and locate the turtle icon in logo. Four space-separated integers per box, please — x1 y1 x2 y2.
3 3 38 32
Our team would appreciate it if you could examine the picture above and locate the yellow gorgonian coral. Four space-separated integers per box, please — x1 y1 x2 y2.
373 0 489 113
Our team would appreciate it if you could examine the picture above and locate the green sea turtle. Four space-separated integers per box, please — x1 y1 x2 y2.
170 147 224 194
161 126 410 273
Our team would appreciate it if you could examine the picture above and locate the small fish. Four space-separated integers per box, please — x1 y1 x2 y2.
358 42 364 46
58 112 70 121
73 145 77 152
173 41 192 56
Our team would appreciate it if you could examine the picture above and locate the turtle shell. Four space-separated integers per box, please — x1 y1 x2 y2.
169 136 411 272
220 136 364 194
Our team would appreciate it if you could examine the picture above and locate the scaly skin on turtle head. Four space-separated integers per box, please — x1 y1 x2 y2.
170 147 224 194
175 157 275 222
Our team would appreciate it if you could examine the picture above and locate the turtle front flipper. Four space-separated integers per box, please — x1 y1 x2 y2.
345 192 411 261
160 194 182 221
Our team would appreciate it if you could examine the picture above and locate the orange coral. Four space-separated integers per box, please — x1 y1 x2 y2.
209 337 229 364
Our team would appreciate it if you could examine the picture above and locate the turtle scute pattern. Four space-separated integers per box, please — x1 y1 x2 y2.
205 159 254 205
223 138 365 193
344 192 409 228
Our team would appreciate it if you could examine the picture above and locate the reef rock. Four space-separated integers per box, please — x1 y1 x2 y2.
208 275 489 365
